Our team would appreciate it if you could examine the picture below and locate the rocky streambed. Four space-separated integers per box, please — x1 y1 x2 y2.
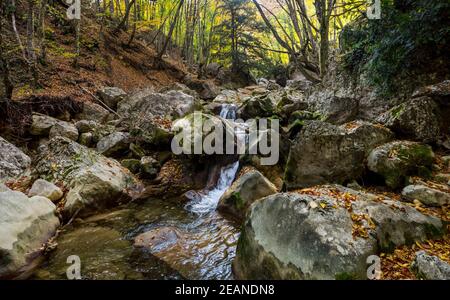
1 79 450 280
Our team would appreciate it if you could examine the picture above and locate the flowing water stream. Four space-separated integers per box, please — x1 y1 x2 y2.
33 105 242 280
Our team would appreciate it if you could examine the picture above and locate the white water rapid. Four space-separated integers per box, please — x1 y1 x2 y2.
186 104 241 214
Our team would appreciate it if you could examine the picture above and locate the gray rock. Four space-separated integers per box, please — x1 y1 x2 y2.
307 91 359 124
218 170 277 220
402 185 450 207
29 113 58 136
233 185 444 279
233 192 378 279
76 102 110 123
367 141 434 189
118 90 199 120
411 251 450 280
0 136 31 182
140 156 160 178
284 120 393 189
0 183 10 192
97 132 131 157
121 159 141 174
75 120 100 133
159 82 199 98
412 80 450 106
238 94 275 119
0 190 60 279
97 87 127 110
28 179 63 202
78 132 94 147
49 121 79 141
34 137 140 218
377 97 440 143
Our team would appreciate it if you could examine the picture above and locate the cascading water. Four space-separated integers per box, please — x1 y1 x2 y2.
186 104 241 214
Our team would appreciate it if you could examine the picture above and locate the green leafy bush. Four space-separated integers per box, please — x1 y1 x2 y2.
341 0 450 96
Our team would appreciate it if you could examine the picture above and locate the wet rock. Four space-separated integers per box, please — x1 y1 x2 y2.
34 226 142 280
29 113 58 136
140 156 160 178
411 251 450 280
97 132 131 157
34 137 140 218
367 141 434 189
218 170 277 220
401 185 450 207
28 179 63 202
0 136 31 182
377 97 440 143
134 227 193 278
233 185 444 279
97 87 127 110
49 121 79 141
0 190 59 279
284 120 393 189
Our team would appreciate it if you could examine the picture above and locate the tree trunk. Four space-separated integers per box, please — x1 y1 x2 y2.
156 0 185 63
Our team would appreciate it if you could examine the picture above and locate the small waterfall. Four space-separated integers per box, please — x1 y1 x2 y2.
186 104 241 214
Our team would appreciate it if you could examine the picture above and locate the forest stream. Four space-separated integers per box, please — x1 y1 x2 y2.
32 105 242 280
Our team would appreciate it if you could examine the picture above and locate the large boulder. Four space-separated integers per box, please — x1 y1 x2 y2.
118 90 199 120
28 179 63 202
97 87 127 110
367 141 434 189
75 102 111 123
284 120 393 189
411 251 450 280
401 185 450 207
49 121 79 141
29 113 58 136
238 94 275 119
0 190 60 279
233 185 444 279
97 132 131 157
412 80 450 106
0 136 31 182
376 97 440 143
218 170 277 220
306 90 359 124
34 137 140 218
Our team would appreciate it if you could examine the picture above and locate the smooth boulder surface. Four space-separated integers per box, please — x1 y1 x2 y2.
0 190 60 279
411 251 450 280
233 185 444 279
284 120 393 189
218 170 277 220
401 185 450 207
28 179 63 202
367 141 434 189
377 96 440 143
238 94 275 119
34 137 140 218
